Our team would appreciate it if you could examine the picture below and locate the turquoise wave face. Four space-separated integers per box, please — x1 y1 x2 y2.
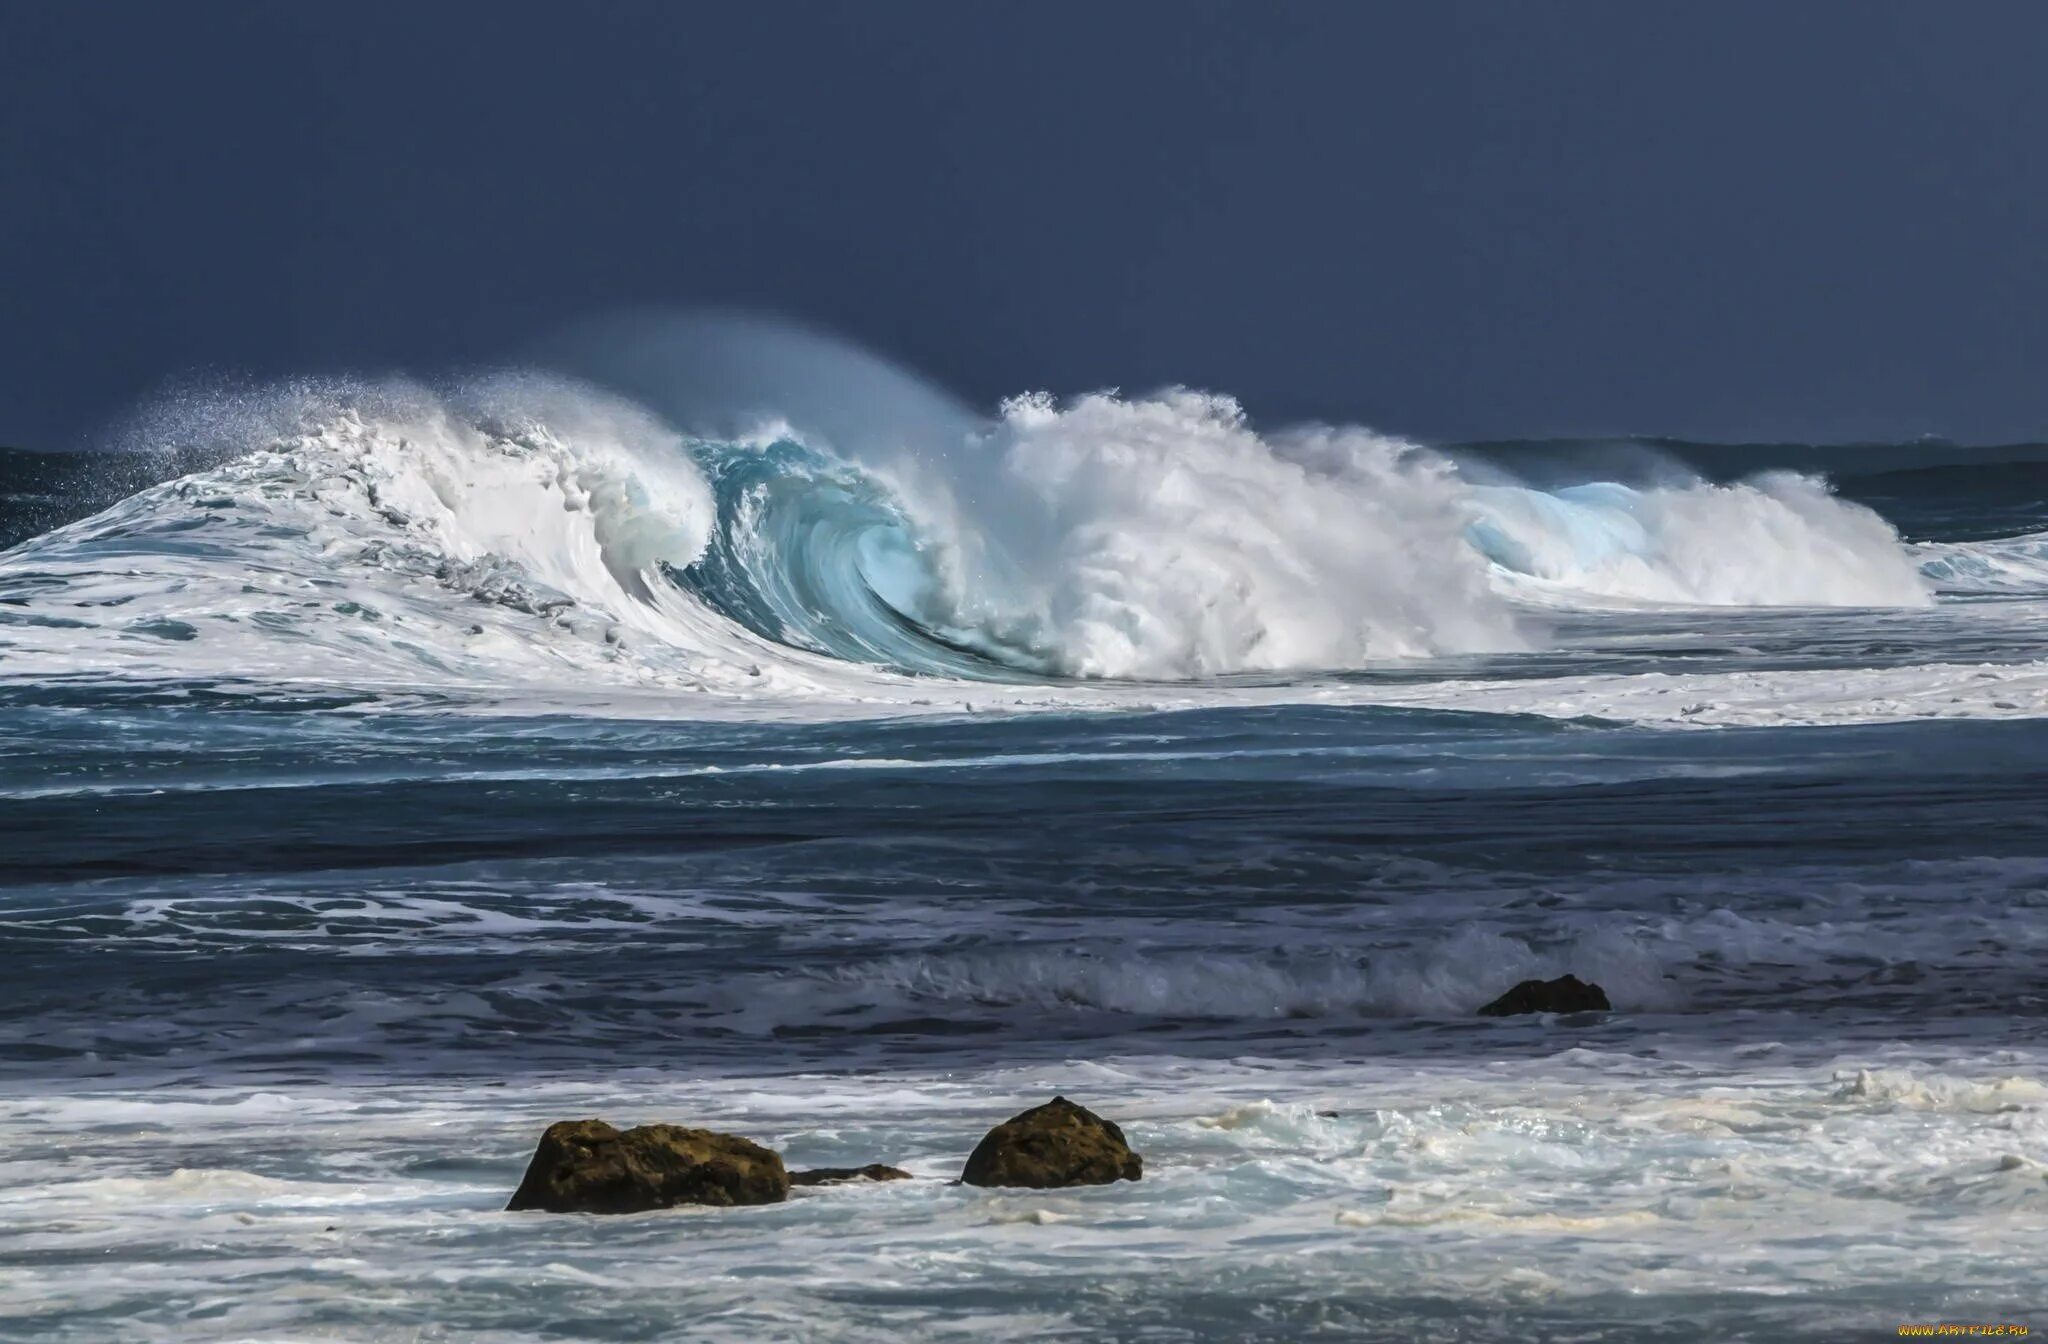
1464 483 1657 579
673 438 1051 680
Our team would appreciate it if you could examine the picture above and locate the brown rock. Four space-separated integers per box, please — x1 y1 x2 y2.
789 1164 913 1187
505 1119 789 1213
1478 974 1611 1017
960 1096 1142 1189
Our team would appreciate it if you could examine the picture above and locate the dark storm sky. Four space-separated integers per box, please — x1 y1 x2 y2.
3 1 2044 449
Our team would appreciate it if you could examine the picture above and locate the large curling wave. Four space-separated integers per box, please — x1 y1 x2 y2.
0 360 1936 700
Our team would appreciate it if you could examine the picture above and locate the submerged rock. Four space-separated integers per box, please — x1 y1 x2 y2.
1478 974 1612 1017
789 1164 913 1187
505 1119 789 1213
961 1096 1143 1188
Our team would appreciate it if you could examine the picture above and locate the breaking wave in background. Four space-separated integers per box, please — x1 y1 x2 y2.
0 348 1956 702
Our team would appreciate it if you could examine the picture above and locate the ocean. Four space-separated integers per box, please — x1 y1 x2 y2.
2 374 2044 1341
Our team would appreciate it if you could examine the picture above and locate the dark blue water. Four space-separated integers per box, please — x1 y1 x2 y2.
5 699 2048 1084
3 429 2046 1342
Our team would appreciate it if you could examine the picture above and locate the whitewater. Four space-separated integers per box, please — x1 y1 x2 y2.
4 347 2047 1341
3 371 2024 725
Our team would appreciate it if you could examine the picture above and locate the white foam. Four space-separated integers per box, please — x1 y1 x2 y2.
1916 531 2048 594
1470 474 1929 607
1835 1068 2048 1113
4 377 2039 734
1334 655 2048 728
933 389 1524 675
7 1053 2040 1340
808 927 1678 1021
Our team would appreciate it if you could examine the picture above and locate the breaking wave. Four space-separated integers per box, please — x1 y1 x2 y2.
0 366 1941 697
1468 474 1929 607
1915 532 2048 594
805 927 1679 1021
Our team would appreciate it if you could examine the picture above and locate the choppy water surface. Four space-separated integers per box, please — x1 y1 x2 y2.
2 383 2046 1340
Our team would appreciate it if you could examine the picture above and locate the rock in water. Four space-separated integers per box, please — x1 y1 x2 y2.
789 1164 913 1187
960 1096 1143 1188
1478 974 1612 1017
505 1119 789 1213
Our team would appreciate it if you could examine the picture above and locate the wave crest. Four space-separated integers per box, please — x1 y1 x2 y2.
0 372 1943 700
956 390 1522 675
1468 473 1930 607
812 927 1677 1020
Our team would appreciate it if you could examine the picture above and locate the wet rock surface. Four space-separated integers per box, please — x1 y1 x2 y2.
789 1164 913 1187
1478 974 1612 1017
961 1096 1143 1189
506 1119 789 1213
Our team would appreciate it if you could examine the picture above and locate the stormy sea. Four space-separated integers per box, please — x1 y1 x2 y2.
3 340 2045 1340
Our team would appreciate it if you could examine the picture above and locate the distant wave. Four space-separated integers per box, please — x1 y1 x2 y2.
0 373 1957 698
804 928 1680 1020
1466 474 1927 607
1914 532 2048 594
